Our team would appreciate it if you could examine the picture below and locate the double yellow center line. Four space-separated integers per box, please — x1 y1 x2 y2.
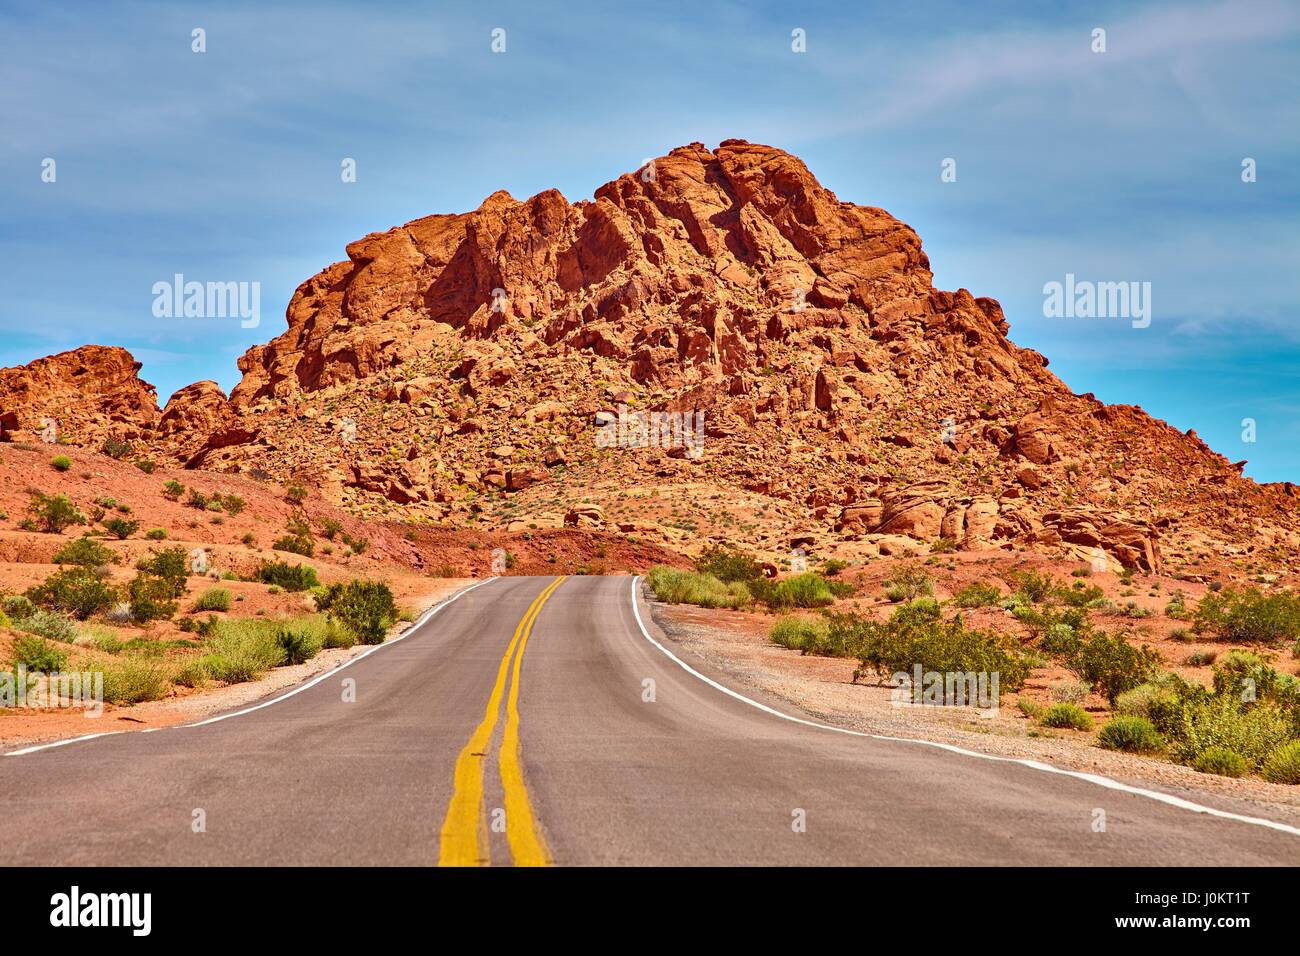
438 577 565 866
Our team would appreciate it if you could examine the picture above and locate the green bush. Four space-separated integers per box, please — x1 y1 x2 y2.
13 609 78 643
185 489 210 510
255 560 320 592
162 480 185 500
820 559 849 577
1006 568 1060 604
1097 715 1163 753
276 627 324 665
769 615 832 654
1168 697 1295 769
53 537 117 567
1040 702 1093 730
220 494 246 516
101 517 139 540
1 595 37 620
134 459 156 474
1068 631 1161 705
285 482 308 505
694 545 763 583
126 573 179 622
26 492 86 533
100 437 132 460
316 580 398 645
883 565 933 603
26 567 118 620
135 547 190 597
51 455 72 471
99 659 170 705
1114 679 1179 719
763 572 838 609
1185 650 1217 667
951 581 1002 608
646 566 750 609
1191 746 1249 778
192 588 232 612
1210 649 1299 707
9 635 68 672
145 528 168 540
1193 587 1300 645
273 515 315 557
845 600 1031 692
1261 740 1300 784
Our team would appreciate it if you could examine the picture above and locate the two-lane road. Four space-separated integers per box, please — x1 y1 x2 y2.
2 575 1296 865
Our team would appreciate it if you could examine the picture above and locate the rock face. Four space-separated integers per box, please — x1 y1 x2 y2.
0 346 159 446
5 141 1297 571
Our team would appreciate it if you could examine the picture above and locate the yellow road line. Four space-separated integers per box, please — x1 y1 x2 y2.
437 577 565 866
498 575 562 867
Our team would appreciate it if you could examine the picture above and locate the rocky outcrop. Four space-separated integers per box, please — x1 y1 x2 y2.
0 346 159 446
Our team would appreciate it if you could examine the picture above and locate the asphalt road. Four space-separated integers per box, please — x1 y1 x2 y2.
2 575 1297 865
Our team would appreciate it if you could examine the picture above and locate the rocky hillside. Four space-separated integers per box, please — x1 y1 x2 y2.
3 140 1297 577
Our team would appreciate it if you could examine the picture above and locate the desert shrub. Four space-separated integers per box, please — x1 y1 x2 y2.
172 660 208 688
162 480 185 500
50 455 72 471
145 528 168 540
342 533 368 554
285 482 308 505
1 595 37 619
1191 746 1249 778
273 514 315 557
1114 679 1181 719
275 626 324 665
1210 649 1299 707
134 548 190 598
1097 715 1163 753
13 609 78 643
220 494 246 516
1049 680 1090 705
255 560 320 592
1167 698 1295 769
951 581 1002 608
100 437 132 460
1006 568 1060 604
192 588 232 612
26 492 86 533
53 536 117 567
99 659 170 704
10 636 68 672
1193 587 1300 645
101 517 139 540
765 572 838 609
26 567 118 620
769 615 832 655
846 600 1031 692
126 573 179 622
820 559 849 577
930 537 958 554
1165 591 1191 620
1060 582 1106 609
316 580 398 645
1261 740 1300 784
694 545 763 583
883 565 933 603
1016 697 1046 719
134 459 156 474
646 566 750 609
320 518 344 540
322 626 358 650
1040 702 1093 730
1068 630 1161 704
1185 650 1217 667
186 488 210 510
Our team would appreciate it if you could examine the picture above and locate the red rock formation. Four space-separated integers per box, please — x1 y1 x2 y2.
0 346 159 446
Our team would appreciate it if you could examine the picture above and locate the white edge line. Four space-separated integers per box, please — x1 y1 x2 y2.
4 577 499 756
629 576 1300 839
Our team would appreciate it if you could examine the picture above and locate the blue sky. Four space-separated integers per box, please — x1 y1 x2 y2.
2 0 1297 480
